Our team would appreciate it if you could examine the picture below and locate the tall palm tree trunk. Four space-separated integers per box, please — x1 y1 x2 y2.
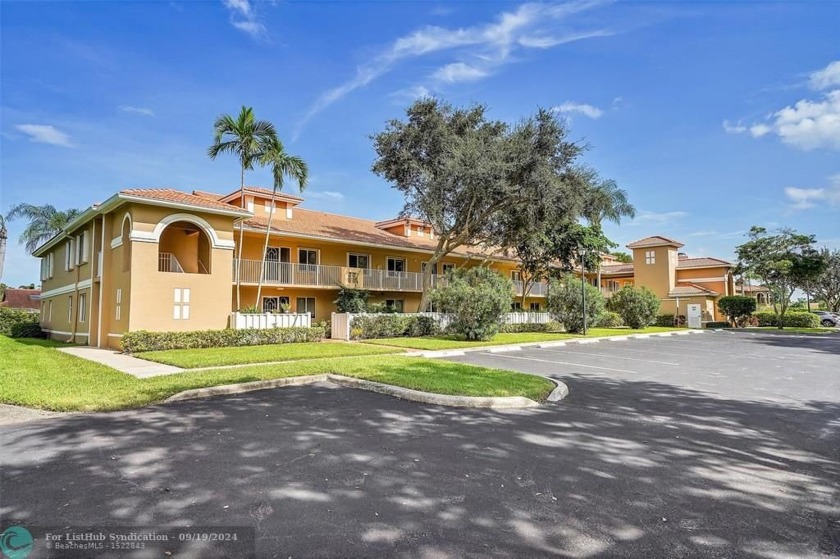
0 225 7 283
235 166 245 311
254 187 279 308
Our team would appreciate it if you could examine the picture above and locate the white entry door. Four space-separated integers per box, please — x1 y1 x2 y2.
687 304 702 329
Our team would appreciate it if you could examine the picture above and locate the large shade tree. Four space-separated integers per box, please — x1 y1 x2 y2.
372 99 617 311
735 226 825 328
208 106 278 310
254 137 309 307
812 247 840 312
6 204 82 253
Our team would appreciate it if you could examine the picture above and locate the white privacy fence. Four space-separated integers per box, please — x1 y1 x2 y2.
330 312 551 340
230 312 312 330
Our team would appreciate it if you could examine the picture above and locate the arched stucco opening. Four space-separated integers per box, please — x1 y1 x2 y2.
158 221 212 274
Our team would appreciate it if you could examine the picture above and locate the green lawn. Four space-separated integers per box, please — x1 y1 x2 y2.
0 336 554 412
740 327 838 335
365 327 684 350
137 341 401 368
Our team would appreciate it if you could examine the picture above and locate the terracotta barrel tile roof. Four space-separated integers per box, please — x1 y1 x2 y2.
676 256 732 268
1 288 41 310
600 263 635 275
668 283 718 297
120 188 249 213
626 235 685 249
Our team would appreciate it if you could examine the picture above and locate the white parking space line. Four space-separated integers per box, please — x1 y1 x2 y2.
532 347 679 366
480 352 640 374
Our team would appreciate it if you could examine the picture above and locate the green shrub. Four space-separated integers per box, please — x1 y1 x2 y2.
753 312 820 328
499 322 548 333
350 314 441 339
0 307 39 336
366 302 400 313
430 267 513 340
705 321 730 329
9 322 46 339
717 296 757 327
546 274 605 334
595 311 623 328
606 286 660 329
655 314 676 327
334 287 370 313
122 326 326 353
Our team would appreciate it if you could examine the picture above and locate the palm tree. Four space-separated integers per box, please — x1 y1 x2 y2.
583 179 635 290
208 106 278 310
0 215 7 282
6 204 82 253
254 137 309 307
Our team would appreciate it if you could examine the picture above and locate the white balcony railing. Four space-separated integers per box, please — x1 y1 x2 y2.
233 259 549 296
513 280 549 297
159 252 185 273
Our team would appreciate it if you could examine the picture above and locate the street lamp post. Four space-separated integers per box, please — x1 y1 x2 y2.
581 246 587 336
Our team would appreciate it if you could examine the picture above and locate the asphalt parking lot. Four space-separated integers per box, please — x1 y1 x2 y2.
1 331 838 558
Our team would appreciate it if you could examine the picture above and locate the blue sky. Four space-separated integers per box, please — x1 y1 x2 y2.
1 0 838 287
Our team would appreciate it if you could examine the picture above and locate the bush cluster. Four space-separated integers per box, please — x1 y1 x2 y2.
350 314 439 340
0 307 40 336
717 296 757 327
546 274 605 334
606 286 660 329
704 321 730 329
752 312 820 328
9 322 46 339
122 326 326 353
594 311 623 328
430 267 513 340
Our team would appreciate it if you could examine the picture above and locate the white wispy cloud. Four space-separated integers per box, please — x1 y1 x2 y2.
296 1 613 136
14 124 75 147
222 0 266 38
431 62 489 83
552 101 604 119
629 210 688 226
726 60 840 152
784 173 840 210
119 105 155 117
305 190 345 201
722 119 747 134
390 85 432 102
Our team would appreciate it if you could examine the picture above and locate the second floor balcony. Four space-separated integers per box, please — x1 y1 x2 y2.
234 259 548 297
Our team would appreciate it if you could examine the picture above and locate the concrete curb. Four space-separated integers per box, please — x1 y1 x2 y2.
164 373 568 409
411 330 706 358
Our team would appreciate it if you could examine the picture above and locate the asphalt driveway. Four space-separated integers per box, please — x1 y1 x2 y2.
1 332 838 558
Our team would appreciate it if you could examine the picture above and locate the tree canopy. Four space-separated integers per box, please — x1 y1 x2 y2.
6 204 82 254
734 226 825 327
812 248 840 312
371 98 628 310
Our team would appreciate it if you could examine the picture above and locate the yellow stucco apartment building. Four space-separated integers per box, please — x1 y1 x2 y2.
32 187 735 348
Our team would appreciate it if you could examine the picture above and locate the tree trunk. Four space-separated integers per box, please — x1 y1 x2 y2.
418 252 444 312
234 167 245 311
254 187 279 307
0 229 6 283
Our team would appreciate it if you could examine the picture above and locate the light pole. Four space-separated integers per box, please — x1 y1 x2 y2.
581 246 587 336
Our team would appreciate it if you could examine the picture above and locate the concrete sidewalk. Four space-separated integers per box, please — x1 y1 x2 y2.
58 347 183 378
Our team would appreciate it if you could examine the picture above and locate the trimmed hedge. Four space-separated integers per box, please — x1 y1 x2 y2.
704 321 730 329
9 322 46 339
655 314 686 327
753 312 820 328
0 307 39 336
350 314 440 340
499 321 563 333
122 326 326 353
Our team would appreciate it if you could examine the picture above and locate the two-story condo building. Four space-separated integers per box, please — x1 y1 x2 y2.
32 187 735 348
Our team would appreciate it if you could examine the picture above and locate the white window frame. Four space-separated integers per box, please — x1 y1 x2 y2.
67 295 73 323
645 250 655 265
421 261 437 275
115 288 122 321
347 252 371 269
298 248 319 270
387 256 406 276
385 299 404 312
442 263 455 274
262 296 290 313
173 288 190 320
65 240 75 271
511 270 523 282
529 302 541 312
78 293 87 322
511 301 523 311
296 296 316 319
247 199 255 213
